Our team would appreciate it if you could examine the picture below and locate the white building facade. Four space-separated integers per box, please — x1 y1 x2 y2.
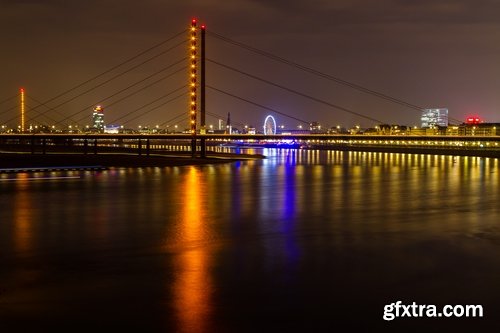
421 108 448 128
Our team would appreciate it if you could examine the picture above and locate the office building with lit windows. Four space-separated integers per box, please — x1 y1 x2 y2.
92 105 105 132
421 108 448 128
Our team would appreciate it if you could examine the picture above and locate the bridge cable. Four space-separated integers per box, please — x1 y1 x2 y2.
73 65 187 125
6 30 186 125
60 62 188 126
123 92 187 126
206 111 246 128
2 96 59 125
30 29 186 110
207 59 383 124
208 31 421 110
0 95 17 106
27 39 187 125
21 103 53 127
208 31 462 125
207 85 311 125
27 95 67 120
158 111 188 128
0 104 19 119
110 86 187 125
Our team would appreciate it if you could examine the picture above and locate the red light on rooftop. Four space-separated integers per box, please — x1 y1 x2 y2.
201 25 206 29
466 116 481 124
20 88 24 93
192 18 197 23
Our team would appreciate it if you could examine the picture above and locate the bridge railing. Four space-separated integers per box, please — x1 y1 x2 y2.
0 133 499 157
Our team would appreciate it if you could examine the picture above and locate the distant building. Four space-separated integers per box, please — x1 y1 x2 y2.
309 121 327 134
349 125 362 135
459 123 499 136
421 108 448 128
328 126 348 134
104 125 120 134
226 112 232 134
374 124 410 135
92 106 105 132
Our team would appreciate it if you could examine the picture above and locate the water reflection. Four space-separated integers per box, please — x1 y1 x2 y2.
13 173 34 255
0 151 499 332
278 164 300 279
171 167 213 333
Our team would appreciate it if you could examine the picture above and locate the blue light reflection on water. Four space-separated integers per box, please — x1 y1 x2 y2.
281 161 301 284
0 150 499 332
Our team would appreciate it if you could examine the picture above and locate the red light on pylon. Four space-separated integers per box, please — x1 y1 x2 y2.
201 25 206 29
20 88 24 93
192 18 197 23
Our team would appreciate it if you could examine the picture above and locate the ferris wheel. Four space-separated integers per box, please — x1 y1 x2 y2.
263 115 277 135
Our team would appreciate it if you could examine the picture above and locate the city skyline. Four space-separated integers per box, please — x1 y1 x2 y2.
1 1 499 129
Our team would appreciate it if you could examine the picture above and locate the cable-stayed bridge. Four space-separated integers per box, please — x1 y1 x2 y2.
0 18 467 131
0 19 499 158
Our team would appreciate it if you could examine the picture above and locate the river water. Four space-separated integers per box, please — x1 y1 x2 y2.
0 149 499 332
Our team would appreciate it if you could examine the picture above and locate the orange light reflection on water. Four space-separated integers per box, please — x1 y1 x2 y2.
13 173 34 255
171 167 213 333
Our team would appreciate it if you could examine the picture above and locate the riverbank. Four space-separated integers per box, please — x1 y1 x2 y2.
0 151 264 171
306 144 500 158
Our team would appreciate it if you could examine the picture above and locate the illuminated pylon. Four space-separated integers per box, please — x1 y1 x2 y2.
20 88 25 133
200 24 206 131
189 18 197 134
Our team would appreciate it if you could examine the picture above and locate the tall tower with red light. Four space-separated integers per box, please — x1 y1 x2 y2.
20 88 25 133
92 105 105 132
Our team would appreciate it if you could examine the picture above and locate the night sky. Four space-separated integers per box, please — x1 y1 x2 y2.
1 0 499 130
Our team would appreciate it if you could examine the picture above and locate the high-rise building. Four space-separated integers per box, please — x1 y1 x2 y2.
421 108 448 128
92 106 105 132
226 112 232 134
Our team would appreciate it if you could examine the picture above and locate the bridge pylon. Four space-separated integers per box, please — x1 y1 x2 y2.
189 19 197 156
188 18 207 158
200 23 207 158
